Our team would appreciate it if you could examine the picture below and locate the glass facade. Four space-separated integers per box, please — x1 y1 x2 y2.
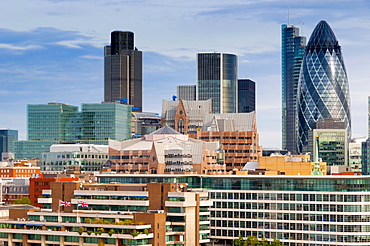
297 21 351 153
81 103 132 141
104 31 142 111
0 129 18 159
281 24 306 154
237 79 255 113
197 53 237 113
97 174 370 245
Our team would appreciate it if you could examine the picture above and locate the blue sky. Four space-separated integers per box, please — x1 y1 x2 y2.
0 0 370 148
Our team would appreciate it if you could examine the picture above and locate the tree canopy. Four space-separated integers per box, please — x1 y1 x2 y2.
12 197 32 205
232 236 284 246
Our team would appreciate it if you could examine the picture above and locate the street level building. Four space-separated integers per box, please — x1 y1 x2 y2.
96 174 370 246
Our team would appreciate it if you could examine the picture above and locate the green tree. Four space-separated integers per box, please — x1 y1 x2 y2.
232 236 284 246
12 197 31 205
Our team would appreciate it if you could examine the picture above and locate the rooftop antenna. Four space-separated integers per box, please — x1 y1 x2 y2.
288 3 290 26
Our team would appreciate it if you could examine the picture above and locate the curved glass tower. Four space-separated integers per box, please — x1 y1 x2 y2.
296 20 351 153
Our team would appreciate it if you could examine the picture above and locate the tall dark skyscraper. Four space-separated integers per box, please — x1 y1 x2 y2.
197 53 237 114
104 31 142 112
296 20 351 153
238 79 255 113
282 24 306 154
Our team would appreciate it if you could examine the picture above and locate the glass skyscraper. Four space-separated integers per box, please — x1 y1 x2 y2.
281 24 306 154
104 31 142 112
238 79 255 113
296 20 351 153
197 53 237 114
0 129 18 160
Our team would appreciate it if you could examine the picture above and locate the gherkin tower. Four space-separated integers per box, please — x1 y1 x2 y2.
296 20 351 153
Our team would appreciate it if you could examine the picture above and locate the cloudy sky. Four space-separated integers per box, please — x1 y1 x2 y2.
0 0 369 148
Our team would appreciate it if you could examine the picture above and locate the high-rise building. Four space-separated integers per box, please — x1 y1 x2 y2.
197 53 237 114
281 24 306 154
177 85 196 101
296 20 351 153
104 31 142 111
14 102 132 159
0 129 18 160
238 79 255 113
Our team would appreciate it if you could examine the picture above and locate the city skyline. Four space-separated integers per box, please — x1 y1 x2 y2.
0 1 369 148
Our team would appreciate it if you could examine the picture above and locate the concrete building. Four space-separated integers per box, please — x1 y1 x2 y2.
349 138 366 173
104 31 142 111
162 98 212 134
96 173 370 246
197 53 237 113
0 129 18 161
0 182 212 246
257 154 327 175
39 144 108 172
108 125 226 174
177 85 196 101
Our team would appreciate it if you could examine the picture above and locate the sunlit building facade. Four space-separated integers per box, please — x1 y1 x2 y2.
297 20 351 153
282 24 306 154
197 53 237 114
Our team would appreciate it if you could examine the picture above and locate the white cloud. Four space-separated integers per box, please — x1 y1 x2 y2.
0 43 42 50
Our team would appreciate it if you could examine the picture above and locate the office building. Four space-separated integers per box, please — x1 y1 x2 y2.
257 154 327 175
281 24 306 154
14 102 132 159
349 138 365 173
104 31 142 111
0 129 18 161
305 118 348 166
39 144 108 172
197 53 237 113
177 85 196 101
108 125 226 174
96 173 370 246
238 79 255 113
297 20 351 153
81 103 132 141
1 178 30 205
132 112 161 137
1 182 211 246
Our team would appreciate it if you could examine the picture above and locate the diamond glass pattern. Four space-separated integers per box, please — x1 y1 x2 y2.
297 21 351 153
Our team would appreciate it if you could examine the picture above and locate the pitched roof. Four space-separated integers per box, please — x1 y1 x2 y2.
149 125 182 135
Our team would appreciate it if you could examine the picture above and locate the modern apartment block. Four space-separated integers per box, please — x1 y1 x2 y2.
238 79 255 113
197 53 238 114
0 129 18 161
96 174 370 246
177 85 196 101
108 125 226 174
14 102 132 159
281 24 306 154
104 31 142 111
0 182 212 246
